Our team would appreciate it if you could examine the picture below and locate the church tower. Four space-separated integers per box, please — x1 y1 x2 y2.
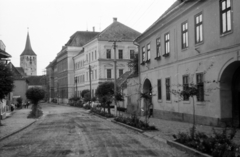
20 31 37 76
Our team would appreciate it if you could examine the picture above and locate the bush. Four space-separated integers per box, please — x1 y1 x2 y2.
26 87 45 118
51 98 57 103
26 87 45 104
90 108 114 118
83 104 91 110
117 107 127 112
173 127 240 157
114 114 157 131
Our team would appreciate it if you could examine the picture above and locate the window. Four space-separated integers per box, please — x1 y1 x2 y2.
196 73 204 101
166 78 171 101
156 38 161 58
86 55 88 61
220 0 232 34
147 43 151 61
164 33 170 55
182 22 189 49
86 72 88 81
95 50 97 60
106 49 111 59
119 69 123 77
95 69 97 79
142 46 146 62
118 50 123 59
183 75 189 101
195 13 203 44
130 50 135 59
107 69 111 78
157 79 162 100
92 51 94 61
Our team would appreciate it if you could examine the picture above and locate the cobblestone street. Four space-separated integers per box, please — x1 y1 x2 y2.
0 104 191 157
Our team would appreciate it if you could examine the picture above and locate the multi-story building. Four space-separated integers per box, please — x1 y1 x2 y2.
74 18 140 100
47 30 99 103
135 0 240 127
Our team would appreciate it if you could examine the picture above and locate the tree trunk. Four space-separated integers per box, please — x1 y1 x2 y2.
192 96 196 127
32 103 38 117
107 103 111 114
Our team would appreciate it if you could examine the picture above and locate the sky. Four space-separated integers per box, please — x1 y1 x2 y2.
0 0 175 75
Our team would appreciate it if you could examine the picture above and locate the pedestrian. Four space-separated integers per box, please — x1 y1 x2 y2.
26 101 30 108
148 103 153 118
11 103 14 112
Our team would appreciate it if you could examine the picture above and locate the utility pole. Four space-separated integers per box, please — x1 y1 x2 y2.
109 40 121 115
113 41 117 116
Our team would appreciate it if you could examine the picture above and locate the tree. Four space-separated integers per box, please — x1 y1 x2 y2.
0 62 14 100
128 54 138 75
81 89 90 98
0 62 14 126
26 87 45 118
83 92 91 102
95 82 116 114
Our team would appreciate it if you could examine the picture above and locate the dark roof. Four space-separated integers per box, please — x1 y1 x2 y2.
46 58 57 69
15 67 27 76
0 49 11 58
116 71 132 87
65 31 100 47
8 63 26 79
20 32 37 56
27 75 46 86
93 20 141 42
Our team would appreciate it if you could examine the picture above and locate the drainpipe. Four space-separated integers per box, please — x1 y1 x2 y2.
133 41 141 116
72 56 76 100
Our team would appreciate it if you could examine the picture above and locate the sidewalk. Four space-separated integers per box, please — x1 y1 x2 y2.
111 110 240 145
0 108 36 141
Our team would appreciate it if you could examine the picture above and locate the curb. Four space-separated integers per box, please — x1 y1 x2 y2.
167 140 212 157
90 113 108 120
111 120 144 133
142 132 167 143
0 120 37 142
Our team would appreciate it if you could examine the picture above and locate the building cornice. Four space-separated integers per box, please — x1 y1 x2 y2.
136 0 203 43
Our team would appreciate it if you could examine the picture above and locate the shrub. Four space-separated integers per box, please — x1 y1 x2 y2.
90 108 114 118
114 114 157 131
173 127 239 157
26 87 45 104
26 87 45 118
117 107 127 112
83 104 91 110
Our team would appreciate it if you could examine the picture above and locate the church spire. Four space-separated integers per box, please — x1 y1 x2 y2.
20 29 36 56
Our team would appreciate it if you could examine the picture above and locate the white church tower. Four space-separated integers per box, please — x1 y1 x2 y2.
20 31 37 76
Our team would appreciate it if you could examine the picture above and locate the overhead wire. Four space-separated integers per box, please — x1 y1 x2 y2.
132 0 157 27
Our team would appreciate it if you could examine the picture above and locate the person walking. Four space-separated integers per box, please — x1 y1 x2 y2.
26 101 30 108
148 103 153 118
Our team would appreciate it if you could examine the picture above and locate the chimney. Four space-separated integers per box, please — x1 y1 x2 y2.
113 18 117 22
93 27 95 32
